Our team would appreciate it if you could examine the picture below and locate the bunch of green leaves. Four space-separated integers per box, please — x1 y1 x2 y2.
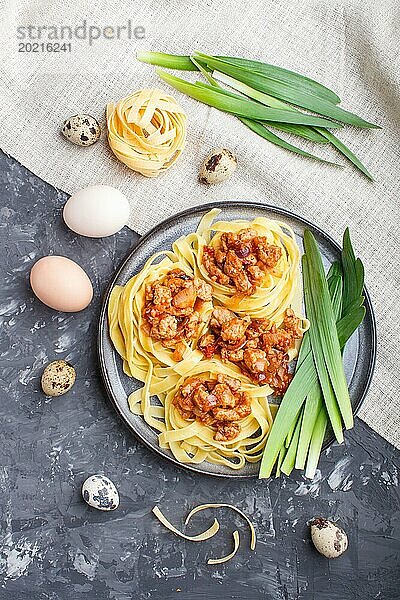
137 51 380 179
259 229 365 479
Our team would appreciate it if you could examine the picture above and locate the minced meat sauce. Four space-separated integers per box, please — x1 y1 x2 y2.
198 307 303 395
172 373 251 442
202 228 282 295
142 269 212 360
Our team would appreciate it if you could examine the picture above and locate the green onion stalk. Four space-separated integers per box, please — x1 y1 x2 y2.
137 50 379 178
259 229 365 479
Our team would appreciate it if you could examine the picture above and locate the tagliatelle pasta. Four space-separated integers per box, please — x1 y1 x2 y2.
152 506 220 541
129 361 276 468
108 209 308 469
185 208 308 322
106 88 187 177
184 503 256 550
208 531 240 565
152 503 256 566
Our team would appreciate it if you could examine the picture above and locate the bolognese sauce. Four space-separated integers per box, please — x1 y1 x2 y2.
202 228 282 295
172 374 252 442
142 269 212 360
198 307 303 395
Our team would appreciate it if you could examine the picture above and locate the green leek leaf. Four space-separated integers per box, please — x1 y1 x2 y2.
285 407 302 448
305 407 328 479
280 416 302 476
214 55 341 104
337 307 366 346
328 267 344 321
316 129 374 180
355 259 365 296
212 70 294 110
190 57 218 86
136 50 342 105
275 445 286 477
137 51 197 70
212 70 332 143
296 265 343 469
295 385 323 470
192 68 340 165
303 231 365 479
156 69 342 128
303 231 354 430
267 123 329 143
327 260 343 286
342 228 365 311
197 54 380 129
302 253 345 441
240 119 340 164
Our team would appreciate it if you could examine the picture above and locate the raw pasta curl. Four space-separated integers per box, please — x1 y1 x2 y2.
106 88 187 177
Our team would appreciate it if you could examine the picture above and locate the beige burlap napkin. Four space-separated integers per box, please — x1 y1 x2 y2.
1 0 399 447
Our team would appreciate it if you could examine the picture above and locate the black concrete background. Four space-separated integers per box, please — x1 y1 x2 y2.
0 150 399 600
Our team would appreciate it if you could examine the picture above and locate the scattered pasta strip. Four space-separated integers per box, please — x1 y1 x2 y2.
152 505 219 541
185 503 256 550
106 88 187 177
208 531 240 565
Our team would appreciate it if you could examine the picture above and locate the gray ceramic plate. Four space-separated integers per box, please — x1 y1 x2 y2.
98 202 376 478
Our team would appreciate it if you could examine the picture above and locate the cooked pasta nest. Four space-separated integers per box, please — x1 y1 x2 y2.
108 209 308 469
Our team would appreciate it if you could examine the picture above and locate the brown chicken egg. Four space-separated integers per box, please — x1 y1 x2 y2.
30 256 93 312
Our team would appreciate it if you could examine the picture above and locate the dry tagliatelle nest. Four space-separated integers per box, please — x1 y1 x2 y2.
106 88 187 177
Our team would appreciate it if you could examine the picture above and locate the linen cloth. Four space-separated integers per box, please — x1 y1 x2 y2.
1 0 399 448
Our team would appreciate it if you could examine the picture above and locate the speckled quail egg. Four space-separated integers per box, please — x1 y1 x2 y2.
199 148 237 184
82 475 119 511
61 114 101 146
310 517 348 558
41 360 76 397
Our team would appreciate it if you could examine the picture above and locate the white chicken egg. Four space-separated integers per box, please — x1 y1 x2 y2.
82 474 119 511
63 185 130 238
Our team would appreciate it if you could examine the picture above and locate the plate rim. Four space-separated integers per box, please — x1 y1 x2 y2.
98 201 377 479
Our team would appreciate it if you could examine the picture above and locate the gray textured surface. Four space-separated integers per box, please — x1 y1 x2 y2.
0 150 399 600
